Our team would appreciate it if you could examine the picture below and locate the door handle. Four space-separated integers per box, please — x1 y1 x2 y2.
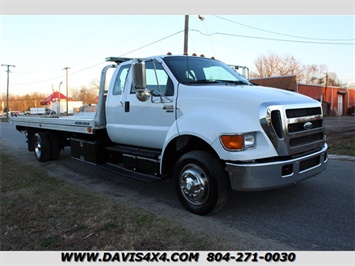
125 101 130 112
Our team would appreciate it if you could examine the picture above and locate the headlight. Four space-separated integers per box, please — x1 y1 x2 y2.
244 134 256 149
220 133 256 151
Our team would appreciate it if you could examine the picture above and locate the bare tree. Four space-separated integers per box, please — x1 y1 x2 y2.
327 72 343 86
301 63 329 85
68 79 99 104
251 51 303 78
69 87 81 101
251 52 343 86
89 79 100 90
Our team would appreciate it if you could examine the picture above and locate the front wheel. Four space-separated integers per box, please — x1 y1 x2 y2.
174 150 229 215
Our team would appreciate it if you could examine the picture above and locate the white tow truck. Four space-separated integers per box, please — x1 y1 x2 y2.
10 55 328 215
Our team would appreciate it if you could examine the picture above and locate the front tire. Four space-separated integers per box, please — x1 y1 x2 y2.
34 132 52 162
174 150 229 215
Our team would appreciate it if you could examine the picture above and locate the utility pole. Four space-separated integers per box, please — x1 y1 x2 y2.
183 15 205 55
63 67 70 115
1 64 15 119
183 15 189 55
58 81 63 114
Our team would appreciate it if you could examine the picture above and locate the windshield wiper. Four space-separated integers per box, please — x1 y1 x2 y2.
215 80 250 85
187 79 219 84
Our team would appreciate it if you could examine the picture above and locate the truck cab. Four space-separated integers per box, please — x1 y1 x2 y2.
103 55 327 214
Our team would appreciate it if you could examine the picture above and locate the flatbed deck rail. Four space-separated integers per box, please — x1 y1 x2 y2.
10 114 103 134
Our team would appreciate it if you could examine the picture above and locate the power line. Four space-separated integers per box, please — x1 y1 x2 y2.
190 29 355 45
215 16 355 42
106 16 166 52
10 30 184 86
12 61 106 85
119 30 184 56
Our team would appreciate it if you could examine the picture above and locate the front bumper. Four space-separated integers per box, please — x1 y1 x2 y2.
226 144 328 191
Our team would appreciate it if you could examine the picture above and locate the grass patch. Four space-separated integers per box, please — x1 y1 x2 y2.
0 149 217 251
326 130 355 157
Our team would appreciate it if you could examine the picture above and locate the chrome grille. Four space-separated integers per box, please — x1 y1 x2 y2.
286 107 321 118
260 104 326 156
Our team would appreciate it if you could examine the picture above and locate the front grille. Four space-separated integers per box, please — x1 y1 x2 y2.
261 105 325 156
288 119 323 133
286 107 321 118
289 132 324 147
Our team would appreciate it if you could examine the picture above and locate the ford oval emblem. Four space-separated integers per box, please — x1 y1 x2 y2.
303 121 313 130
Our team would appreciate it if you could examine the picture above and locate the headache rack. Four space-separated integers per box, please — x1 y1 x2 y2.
106 57 133 64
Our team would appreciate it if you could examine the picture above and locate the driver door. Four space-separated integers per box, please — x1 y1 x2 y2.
121 60 176 149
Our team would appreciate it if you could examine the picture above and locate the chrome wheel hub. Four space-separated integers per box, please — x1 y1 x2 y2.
35 140 41 158
179 164 209 206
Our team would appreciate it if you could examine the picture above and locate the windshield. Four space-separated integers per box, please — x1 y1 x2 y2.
163 56 250 85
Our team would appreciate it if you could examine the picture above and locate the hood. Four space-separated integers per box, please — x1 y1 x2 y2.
177 83 321 134
230 84 316 105
178 83 319 110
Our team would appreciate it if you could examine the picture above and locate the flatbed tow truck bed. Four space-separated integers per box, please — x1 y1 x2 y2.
10 112 104 134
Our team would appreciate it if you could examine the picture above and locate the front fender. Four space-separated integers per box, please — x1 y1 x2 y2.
162 110 278 163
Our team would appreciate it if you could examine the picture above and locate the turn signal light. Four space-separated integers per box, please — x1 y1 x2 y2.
220 135 244 150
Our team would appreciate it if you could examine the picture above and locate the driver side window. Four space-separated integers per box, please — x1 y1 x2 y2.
131 61 174 96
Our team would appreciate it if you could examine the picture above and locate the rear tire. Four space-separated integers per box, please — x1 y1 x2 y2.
34 132 52 162
174 150 229 215
48 133 61 160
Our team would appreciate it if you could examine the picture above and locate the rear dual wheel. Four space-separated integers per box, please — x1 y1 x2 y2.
34 132 61 162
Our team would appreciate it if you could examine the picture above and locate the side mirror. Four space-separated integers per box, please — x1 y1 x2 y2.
132 61 146 91
132 60 150 101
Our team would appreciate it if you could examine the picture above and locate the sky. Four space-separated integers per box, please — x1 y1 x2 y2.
1 14 354 96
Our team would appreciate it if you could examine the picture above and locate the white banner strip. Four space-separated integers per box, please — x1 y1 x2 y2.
1 251 354 266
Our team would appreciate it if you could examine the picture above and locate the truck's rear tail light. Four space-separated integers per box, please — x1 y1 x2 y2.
220 135 244 150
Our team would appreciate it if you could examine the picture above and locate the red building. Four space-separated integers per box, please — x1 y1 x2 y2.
251 75 355 116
